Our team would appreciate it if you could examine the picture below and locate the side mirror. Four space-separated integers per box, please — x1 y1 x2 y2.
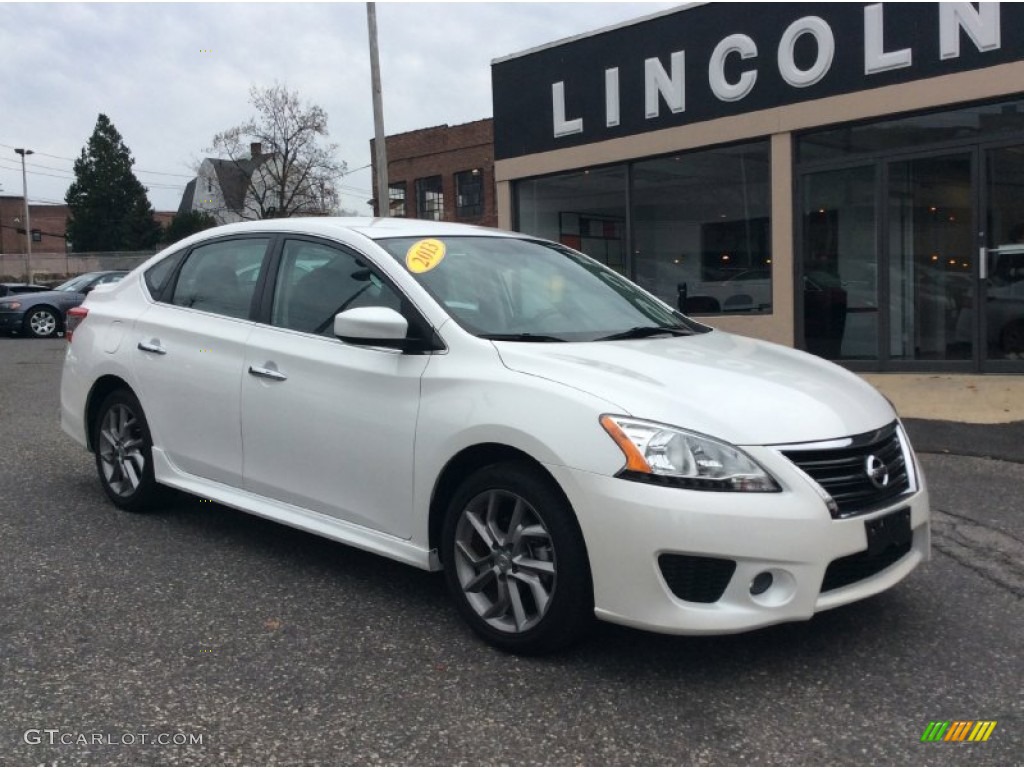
334 306 411 349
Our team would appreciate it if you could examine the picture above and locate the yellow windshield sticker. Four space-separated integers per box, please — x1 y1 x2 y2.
405 239 446 273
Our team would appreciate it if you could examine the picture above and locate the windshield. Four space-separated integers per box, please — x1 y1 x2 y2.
54 274 99 293
378 236 706 342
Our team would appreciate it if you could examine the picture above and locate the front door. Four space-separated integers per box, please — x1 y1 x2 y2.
240 237 429 539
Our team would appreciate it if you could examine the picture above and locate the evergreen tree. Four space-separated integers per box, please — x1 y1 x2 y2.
162 210 217 245
65 114 161 252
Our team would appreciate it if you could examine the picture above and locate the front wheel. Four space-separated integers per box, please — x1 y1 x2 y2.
92 389 163 512
441 462 593 654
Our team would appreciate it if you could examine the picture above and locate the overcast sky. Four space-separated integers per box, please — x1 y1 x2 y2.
0 1 678 216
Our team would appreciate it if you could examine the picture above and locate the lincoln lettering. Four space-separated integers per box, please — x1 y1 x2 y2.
552 2 1001 137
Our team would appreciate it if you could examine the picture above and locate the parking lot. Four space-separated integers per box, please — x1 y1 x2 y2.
0 335 1020 766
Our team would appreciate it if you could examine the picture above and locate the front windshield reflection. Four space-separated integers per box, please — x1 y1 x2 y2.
379 236 707 343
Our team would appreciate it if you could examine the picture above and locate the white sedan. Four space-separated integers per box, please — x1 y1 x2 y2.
60 218 930 654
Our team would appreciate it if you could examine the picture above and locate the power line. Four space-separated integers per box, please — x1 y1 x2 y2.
0 141 195 178
0 160 185 190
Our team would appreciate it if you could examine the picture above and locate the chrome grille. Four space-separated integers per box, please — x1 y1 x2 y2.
781 422 912 518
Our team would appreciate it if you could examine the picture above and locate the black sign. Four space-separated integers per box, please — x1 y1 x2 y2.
492 2 1024 160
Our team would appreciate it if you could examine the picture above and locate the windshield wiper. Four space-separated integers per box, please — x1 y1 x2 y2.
479 333 567 343
596 326 692 341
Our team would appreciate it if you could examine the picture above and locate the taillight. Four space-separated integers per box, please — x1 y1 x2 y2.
66 306 88 342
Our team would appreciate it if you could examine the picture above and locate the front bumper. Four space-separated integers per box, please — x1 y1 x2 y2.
546 443 930 635
0 310 26 332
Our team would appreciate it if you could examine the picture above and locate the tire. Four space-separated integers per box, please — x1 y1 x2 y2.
23 306 60 338
92 389 164 512
441 462 594 655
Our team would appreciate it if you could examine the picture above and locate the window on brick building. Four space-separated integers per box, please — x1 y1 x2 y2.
455 169 484 219
415 176 444 221
31 230 42 243
388 182 406 217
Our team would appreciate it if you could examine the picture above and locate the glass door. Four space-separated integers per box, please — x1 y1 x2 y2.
982 145 1024 370
887 154 975 367
801 166 879 361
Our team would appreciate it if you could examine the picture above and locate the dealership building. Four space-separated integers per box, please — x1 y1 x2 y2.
490 2 1024 373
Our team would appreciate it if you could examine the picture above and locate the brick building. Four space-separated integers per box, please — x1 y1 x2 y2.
0 195 173 254
0 196 69 254
370 119 496 227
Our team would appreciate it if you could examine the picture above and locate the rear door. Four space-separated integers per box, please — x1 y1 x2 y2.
132 236 272 485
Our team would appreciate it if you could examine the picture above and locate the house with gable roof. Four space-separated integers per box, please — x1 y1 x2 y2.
178 142 274 224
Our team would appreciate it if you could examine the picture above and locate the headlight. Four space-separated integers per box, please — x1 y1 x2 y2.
600 415 779 492
0 301 21 310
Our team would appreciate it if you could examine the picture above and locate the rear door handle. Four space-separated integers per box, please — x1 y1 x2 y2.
248 365 287 381
137 340 166 355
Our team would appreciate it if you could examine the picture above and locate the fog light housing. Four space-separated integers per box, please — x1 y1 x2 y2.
750 571 773 596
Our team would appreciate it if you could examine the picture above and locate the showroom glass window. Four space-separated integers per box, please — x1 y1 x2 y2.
516 166 628 274
416 176 444 221
632 142 771 314
801 166 878 360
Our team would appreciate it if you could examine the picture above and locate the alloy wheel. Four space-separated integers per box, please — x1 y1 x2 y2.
97 403 147 497
452 488 557 634
28 309 57 337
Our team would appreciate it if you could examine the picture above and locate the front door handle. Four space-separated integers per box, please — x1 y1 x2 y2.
248 365 288 381
137 340 166 355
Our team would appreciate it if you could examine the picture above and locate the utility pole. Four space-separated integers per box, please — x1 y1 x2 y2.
367 2 389 217
14 148 34 281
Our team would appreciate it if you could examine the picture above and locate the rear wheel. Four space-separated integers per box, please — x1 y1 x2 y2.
24 306 60 338
92 389 163 512
441 462 593 654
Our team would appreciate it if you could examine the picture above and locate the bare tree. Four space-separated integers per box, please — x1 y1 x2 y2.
209 84 346 219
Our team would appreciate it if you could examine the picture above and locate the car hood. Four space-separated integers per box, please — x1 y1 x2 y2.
492 330 895 446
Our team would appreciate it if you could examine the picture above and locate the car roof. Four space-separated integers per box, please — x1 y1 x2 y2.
192 217 524 243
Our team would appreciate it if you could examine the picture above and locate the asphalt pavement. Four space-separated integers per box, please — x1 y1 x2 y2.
0 336 1020 766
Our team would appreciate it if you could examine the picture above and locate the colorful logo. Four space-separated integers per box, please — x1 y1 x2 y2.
921 721 997 742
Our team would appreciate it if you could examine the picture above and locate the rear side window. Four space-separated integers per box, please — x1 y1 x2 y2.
144 252 185 299
170 238 270 320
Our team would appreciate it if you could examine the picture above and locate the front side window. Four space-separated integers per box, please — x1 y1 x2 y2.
271 239 402 336
170 238 269 319
416 176 444 221
378 235 703 342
